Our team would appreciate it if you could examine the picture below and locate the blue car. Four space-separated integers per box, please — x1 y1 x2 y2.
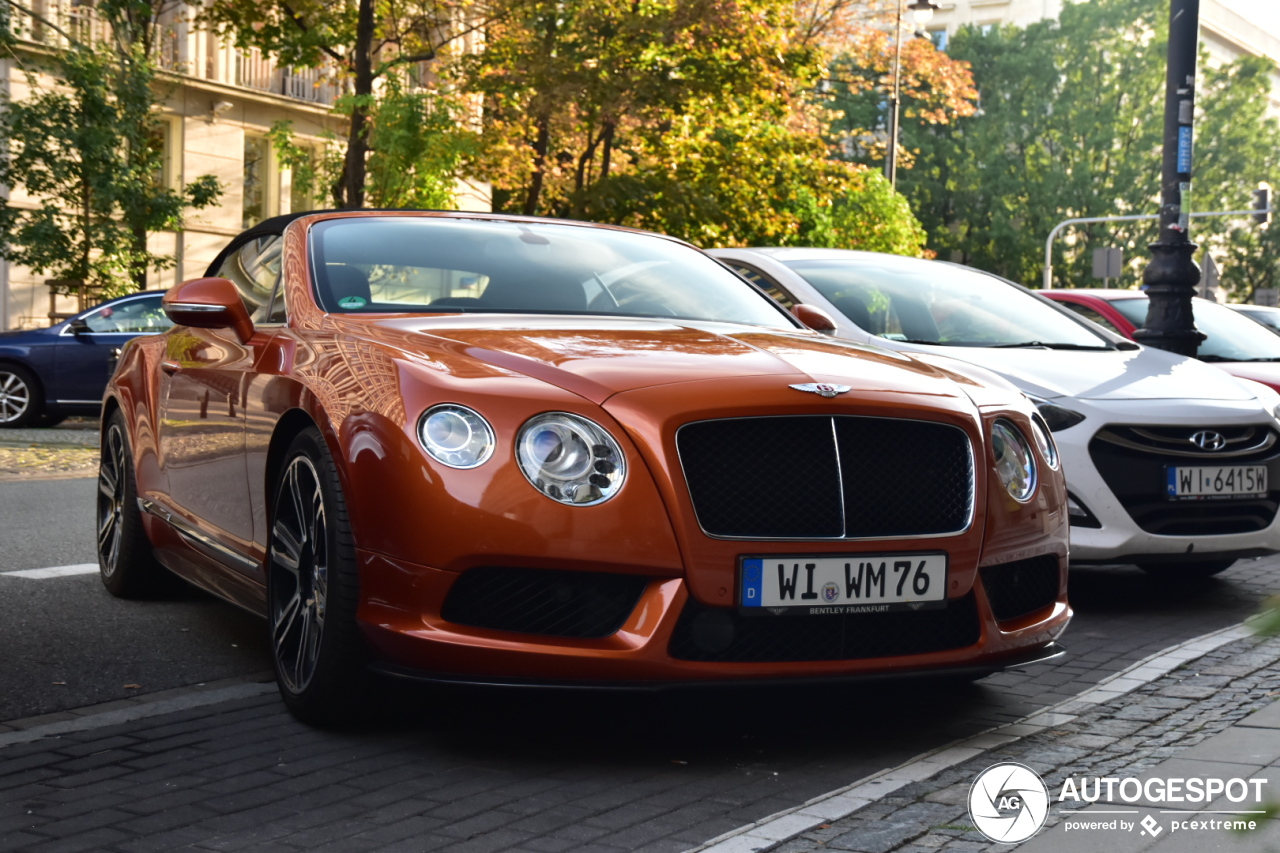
0 291 171 427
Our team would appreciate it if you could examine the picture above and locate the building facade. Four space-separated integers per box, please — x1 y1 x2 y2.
0 3 489 330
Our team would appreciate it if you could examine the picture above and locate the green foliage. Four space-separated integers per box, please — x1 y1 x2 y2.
471 0 926 255
900 0 1280 288
200 0 469 209
0 2 222 299
269 82 475 211
581 99 925 254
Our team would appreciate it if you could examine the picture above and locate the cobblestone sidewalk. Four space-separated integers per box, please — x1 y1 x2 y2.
744 633 1280 853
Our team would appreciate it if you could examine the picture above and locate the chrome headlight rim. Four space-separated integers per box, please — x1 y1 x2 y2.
416 404 496 470
992 418 1038 503
516 412 627 506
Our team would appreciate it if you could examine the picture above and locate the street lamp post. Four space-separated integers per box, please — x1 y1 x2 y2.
885 0 939 189
1133 0 1205 356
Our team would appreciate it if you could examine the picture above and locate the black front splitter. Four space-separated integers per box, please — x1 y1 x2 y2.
367 641 1067 693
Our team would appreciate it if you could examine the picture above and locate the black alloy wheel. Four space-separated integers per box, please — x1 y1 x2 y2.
268 428 365 725
0 364 40 427
97 410 170 597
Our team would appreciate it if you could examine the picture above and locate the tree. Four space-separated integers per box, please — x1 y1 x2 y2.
469 0 819 218
0 0 221 301
269 80 475 211
467 0 925 255
899 0 1280 288
807 3 978 171
200 0 480 209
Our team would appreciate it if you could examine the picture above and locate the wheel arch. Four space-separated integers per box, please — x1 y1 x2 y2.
265 408 325 513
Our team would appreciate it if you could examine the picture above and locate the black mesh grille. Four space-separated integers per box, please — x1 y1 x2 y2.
835 417 974 537
1088 428 1280 536
980 555 1060 622
442 567 648 639
677 416 973 539
669 594 980 662
678 417 844 538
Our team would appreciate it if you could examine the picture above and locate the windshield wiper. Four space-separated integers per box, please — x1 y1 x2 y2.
986 341 1113 351
891 338 955 345
1203 355 1280 363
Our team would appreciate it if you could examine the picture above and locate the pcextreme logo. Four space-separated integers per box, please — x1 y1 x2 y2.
968 762 1051 843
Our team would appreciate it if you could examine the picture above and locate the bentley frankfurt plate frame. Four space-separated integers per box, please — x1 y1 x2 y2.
740 552 948 613
1166 465 1268 500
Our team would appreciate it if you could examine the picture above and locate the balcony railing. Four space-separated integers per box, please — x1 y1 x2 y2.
10 3 339 107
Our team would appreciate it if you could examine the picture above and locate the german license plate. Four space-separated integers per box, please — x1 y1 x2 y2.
740 553 947 613
1166 465 1267 500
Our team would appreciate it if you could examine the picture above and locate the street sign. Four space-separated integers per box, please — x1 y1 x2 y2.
1092 247 1123 286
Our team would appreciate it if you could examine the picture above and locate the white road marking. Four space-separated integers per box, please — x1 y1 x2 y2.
686 621 1254 853
0 563 99 579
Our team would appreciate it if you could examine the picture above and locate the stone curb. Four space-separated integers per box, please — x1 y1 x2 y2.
0 671 277 748
686 622 1256 853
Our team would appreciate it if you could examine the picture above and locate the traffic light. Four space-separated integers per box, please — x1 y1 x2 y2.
1254 184 1271 225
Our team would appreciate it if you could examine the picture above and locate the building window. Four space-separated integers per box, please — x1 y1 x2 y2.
929 29 949 51
243 134 270 229
289 145 315 214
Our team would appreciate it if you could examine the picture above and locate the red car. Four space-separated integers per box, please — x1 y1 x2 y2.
1043 290 1280 392
99 210 1070 724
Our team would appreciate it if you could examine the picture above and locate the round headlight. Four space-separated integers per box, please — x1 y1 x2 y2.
992 419 1037 502
1029 413 1059 469
517 413 626 505
417 404 495 469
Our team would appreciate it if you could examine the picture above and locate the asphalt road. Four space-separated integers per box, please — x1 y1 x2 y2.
0 477 271 721
4 475 1280 852
3 473 1278 729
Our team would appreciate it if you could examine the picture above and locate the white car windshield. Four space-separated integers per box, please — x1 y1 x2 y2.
1111 297 1280 362
309 217 795 328
783 255 1114 350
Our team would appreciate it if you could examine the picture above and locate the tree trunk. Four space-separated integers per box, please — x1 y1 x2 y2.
523 113 551 216
341 0 376 209
599 120 616 179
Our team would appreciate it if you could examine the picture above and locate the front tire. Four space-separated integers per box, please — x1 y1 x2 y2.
98 410 170 597
268 428 366 725
1137 558 1236 579
0 364 42 427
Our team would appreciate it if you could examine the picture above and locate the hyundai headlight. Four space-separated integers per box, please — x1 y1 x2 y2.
1029 413 1060 469
992 419 1037 502
417 404 495 469
1028 395 1086 432
517 413 626 505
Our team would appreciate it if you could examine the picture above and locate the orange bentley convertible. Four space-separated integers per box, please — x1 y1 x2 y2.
97 211 1070 723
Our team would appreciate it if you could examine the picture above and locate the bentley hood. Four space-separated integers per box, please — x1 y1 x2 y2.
362 315 975 405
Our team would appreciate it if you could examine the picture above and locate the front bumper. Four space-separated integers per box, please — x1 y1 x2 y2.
355 551 1071 686
1054 400 1280 562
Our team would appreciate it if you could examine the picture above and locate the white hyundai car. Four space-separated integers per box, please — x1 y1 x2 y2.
710 248 1280 578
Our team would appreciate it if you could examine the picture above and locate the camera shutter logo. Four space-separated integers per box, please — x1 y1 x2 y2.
968 762 1050 843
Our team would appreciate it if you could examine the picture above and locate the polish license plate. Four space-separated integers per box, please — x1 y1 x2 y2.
740 553 947 613
1166 465 1268 500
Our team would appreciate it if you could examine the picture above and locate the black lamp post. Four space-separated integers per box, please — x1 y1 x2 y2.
1133 0 1205 356
885 0 940 189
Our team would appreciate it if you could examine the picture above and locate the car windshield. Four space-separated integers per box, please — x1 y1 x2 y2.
309 217 794 328
781 256 1111 349
1110 297 1280 362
